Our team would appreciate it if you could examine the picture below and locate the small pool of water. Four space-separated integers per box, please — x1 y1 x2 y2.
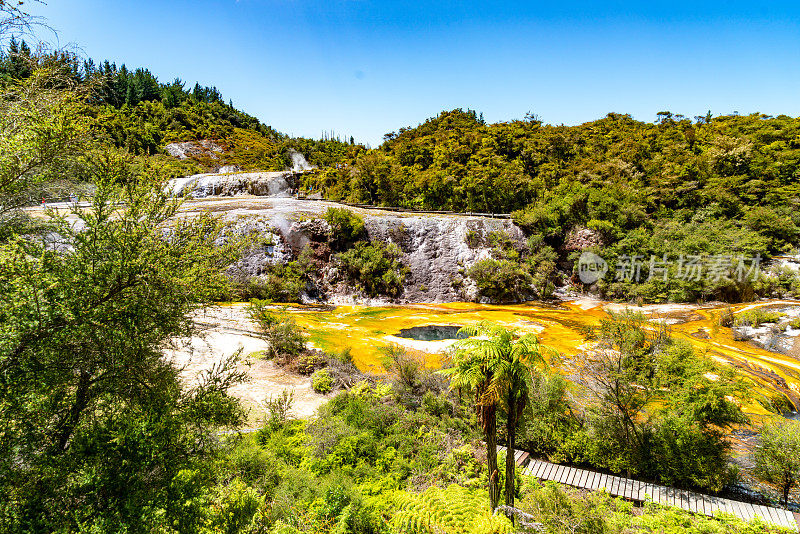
783 411 800 421
396 325 468 341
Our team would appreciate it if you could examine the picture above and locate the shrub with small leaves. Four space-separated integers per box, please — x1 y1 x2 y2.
312 369 334 394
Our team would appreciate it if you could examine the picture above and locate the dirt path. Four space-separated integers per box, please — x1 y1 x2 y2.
165 304 327 427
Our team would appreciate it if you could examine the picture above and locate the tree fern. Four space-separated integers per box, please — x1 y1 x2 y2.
390 485 512 534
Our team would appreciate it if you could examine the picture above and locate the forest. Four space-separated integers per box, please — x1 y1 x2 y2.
307 108 800 303
1 3 800 533
4 34 799 304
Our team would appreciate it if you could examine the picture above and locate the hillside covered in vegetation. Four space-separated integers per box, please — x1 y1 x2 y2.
305 108 800 303
0 36 364 176
2 2 800 530
5 34 799 304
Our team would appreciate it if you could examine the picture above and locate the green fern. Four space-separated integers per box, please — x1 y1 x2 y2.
390 485 512 534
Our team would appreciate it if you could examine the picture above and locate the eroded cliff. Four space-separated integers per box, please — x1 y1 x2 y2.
169 171 526 303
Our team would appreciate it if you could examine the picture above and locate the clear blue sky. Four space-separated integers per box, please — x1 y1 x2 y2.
24 1 800 146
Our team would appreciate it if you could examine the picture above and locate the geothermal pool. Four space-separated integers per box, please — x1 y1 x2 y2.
278 299 800 416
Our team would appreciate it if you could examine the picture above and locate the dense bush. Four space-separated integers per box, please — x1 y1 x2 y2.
312 369 334 394
324 207 368 251
241 260 310 303
734 308 785 327
754 419 800 506
336 242 408 298
519 312 746 492
467 258 533 302
249 300 306 357
519 373 580 460
185 379 777 534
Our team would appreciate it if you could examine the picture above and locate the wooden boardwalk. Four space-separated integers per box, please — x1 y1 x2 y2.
497 446 799 531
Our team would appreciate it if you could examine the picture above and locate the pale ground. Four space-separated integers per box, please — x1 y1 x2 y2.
164 304 327 427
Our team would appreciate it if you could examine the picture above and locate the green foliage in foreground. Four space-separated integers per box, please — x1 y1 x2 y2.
521 312 747 492
138 381 789 534
754 419 800 506
390 485 512 533
0 175 248 532
516 480 791 534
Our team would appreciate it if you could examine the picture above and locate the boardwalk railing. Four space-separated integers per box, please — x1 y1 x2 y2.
497 446 799 532
293 195 512 218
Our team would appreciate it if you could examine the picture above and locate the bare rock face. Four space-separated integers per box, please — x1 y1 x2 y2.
365 215 526 302
562 226 603 252
165 140 224 160
167 171 292 198
285 219 332 254
187 196 528 304
217 165 242 174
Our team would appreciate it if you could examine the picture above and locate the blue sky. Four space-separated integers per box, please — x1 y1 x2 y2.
24 1 800 146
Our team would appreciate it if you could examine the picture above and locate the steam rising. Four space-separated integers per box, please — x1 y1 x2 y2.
289 150 314 172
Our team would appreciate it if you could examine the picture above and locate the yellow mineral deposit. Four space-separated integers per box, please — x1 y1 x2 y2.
281 299 800 417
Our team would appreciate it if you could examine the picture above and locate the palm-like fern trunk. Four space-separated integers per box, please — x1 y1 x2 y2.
482 402 500 510
504 399 518 509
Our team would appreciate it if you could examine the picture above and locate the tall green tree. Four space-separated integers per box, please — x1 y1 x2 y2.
0 162 248 530
441 324 504 510
754 419 800 507
443 323 546 510
0 67 89 233
578 311 746 489
491 327 546 509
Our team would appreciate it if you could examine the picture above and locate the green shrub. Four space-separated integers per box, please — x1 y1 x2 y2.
332 500 388 534
269 520 303 534
312 369 334 394
539 314 746 491
754 419 800 506
744 206 799 254
520 373 580 460
207 478 265 534
718 307 735 327
467 258 533 302
241 261 308 303
517 482 609 534
336 242 408 298
294 351 325 375
264 390 295 428
487 230 521 261
255 420 306 466
734 308 785 327
465 229 483 248
248 300 306 357
390 485 512 534
218 435 282 496
650 412 736 491
324 207 367 251
267 318 306 357
249 299 280 331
